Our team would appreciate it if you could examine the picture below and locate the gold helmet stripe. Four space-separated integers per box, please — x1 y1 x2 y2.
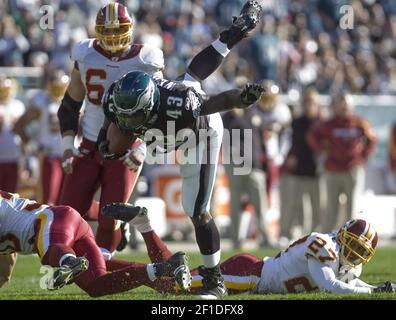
365 225 373 242
109 2 115 22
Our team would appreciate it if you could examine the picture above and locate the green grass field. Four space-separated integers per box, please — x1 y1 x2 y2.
1 247 396 300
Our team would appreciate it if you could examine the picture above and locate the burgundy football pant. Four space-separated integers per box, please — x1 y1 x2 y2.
37 205 172 297
58 138 141 253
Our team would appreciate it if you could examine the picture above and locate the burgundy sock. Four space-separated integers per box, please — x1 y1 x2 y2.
142 231 172 262
41 245 76 267
105 258 140 272
84 200 100 221
86 262 150 297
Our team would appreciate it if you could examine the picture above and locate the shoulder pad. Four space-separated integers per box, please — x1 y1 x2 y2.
71 39 94 62
305 232 338 264
140 44 164 70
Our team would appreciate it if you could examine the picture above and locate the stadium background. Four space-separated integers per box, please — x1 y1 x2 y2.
1 0 396 248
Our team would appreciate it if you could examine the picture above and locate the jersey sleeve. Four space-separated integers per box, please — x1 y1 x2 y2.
304 233 337 267
140 44 165 74
308 258 372 294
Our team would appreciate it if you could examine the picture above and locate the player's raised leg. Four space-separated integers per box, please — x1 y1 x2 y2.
101 203 174 263
186 0 262 81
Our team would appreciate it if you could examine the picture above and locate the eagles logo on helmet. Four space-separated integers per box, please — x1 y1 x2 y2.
112 71 160 133
95 2 133 54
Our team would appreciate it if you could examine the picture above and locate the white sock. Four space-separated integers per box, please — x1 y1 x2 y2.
135 222 153 234
59 254 76 266
146 264 157 281
202 250 221 268
212 39 230 57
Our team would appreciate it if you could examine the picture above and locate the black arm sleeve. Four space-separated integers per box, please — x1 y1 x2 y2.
186 45 225 81
57 92 83 134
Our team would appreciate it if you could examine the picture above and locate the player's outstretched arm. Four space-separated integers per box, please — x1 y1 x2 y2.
186 0 262 81
200 83 263 115
307 258 372 294
0 253 17 288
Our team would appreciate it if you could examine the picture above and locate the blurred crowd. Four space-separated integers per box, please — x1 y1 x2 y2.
2 0 396 94
1 0 396 246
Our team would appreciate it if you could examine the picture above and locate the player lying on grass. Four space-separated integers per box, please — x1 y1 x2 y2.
104 203 396 296
0 190 191 296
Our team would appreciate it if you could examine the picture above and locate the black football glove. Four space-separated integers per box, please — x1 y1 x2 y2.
240 83 264 106
220 0 262 49
373 281 396 293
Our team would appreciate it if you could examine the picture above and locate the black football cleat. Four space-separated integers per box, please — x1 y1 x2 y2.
154 252 192 291
101 202 147 223
220 0 262 49
196 265 228 300
47 256 89 290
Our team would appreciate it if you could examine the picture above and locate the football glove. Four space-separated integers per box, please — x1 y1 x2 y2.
240 83 264 106
220 0 262 49
373 281 396 293
97 127 128 160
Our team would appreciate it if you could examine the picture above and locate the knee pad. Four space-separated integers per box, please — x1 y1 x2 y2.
191 212 213 227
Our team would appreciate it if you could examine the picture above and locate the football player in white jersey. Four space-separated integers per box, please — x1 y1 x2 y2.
105 205 395 296
188 219 394 295
14 70 69 205
56 2 165 258
0 190 191 295
0 74 25 193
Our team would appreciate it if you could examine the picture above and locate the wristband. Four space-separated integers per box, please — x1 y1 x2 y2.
62 135 75 152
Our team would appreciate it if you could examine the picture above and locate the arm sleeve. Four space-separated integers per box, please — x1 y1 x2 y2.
308 258 372 294
140 45 165 73
348 278 375 289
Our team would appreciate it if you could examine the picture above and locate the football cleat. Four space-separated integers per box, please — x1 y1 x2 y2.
47 256 89 290
116 221 131 252
373 281 396 293
220 0 262 49
196 265 228 300
101 202 147 223
154 252 192 291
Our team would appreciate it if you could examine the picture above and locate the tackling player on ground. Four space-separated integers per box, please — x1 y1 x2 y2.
0 190 191 296
103 203 396 295
97 0 264 299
